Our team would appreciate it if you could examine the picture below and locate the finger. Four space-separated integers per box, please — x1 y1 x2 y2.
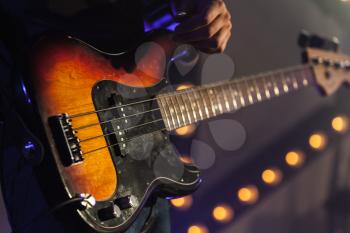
173 12 228 43
190 26 231 53
174 0 225 34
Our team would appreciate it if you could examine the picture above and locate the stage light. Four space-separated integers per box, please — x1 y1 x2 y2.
332 116 349 133
309 132 327 151
285 151 305 168
176 83 194 91
170 195 193 209
175 125 197 136
237 185 259 204
180 155 193 164
261 168 283 186
212 204 234 223
187 225 208 233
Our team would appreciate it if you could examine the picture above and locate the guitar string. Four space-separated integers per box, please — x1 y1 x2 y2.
82 127 167 156
78 65 312 156
71 65 312 143
80 64 312 146
73 108 161 131
78 101 204 144
78 105 198 143
79 118 164 143
66 64 311 120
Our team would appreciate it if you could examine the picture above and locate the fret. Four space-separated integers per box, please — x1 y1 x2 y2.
158 96 172 130
255 75 268 101
265 74 275 97
198 89 211 118
220 84 231 112
277 72 286 93
228 83 239 110
301 71 308 86
212 86 224 114
280 73 289 93
163 96 177 129
299 69 310 86
273 72 286 95
265 74 276 98
243 80 251 104
271 74 281 96
165 95 177 130
300 68 314 86
207 88 218 116
282 72 295 92
234 82 246 107
243 80 253 105
237 81 248 107
180 93 193 124
252 78 262 102
193 90 205 120
289 70 300 90
175 94 188 126
168 95 182 128
261 76 271 99
187 91 198 123
246 79 259 104
215 85 229 112
204 88 217 117
233 83 242 108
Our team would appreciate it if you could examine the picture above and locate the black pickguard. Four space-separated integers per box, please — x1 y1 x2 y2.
78 79 200 232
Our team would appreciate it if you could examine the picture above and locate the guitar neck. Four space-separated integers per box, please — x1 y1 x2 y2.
157 65 315 131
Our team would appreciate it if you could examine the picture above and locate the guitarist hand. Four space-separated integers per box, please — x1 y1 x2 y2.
172 0 232 53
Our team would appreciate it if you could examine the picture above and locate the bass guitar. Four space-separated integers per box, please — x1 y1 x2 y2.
26 31 350 232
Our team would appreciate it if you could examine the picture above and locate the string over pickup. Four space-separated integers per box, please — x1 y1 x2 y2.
49 113 83 166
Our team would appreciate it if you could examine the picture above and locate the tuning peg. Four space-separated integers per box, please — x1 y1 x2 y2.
345 61 350 70
298 30 311 48
324 59 333 67
311 57 323 64
334 61 343 69
298 30 339 52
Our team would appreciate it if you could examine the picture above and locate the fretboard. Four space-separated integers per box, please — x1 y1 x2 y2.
157 65 315 131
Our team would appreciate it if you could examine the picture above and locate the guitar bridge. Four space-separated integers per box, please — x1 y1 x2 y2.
49 113 83 166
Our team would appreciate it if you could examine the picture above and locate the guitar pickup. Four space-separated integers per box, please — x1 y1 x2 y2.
49 114 84 167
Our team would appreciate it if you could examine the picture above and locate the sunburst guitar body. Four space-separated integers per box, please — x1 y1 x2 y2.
28 31 201 232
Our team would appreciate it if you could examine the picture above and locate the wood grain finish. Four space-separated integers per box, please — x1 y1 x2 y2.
31 35 169 201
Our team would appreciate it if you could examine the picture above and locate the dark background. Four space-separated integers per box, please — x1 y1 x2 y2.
170 1 350 233
1 0 350 232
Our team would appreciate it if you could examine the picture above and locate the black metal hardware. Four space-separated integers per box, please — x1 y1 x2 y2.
49 114 83 166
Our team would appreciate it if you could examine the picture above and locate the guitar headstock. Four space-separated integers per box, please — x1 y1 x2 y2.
306 48 350 96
